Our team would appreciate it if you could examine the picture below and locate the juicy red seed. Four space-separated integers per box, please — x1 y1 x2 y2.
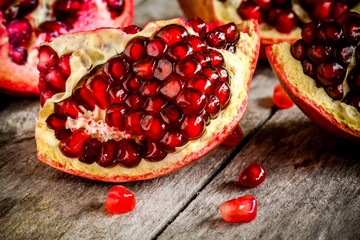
316 62 345 86
97 140 118 167
124 37 148 62
123 75 142 92
331 2 348 19
54 0 82 18
6 19 32 47
38 46 59 72
341 16 360 44
117 139 142 167
46 113 66 130
237 2 264 23
55 129 72 142
208 49 224 66
133 56 156 80
45 67 66 92
202 66 220 85
266 8 282 26
215 66 229 83
40 89 54 106
307 43 332 64
205 30 227 48
141 114 167 141
125 111 145 136
106 185 136 214
175 57 202 78
104 55 130 82
186 17 207 37
238 162 266 188
125 94 144 109
301 21 318 44
219 195 258 223
155 24 189 46
347 69 360 91
335 44 354 66
107 0 124 12
325 84 343 100
160 104 184 127
58 54 71 77
37 20 69 41
160 131 188 152
167 41 193 61
214 82 231 108
217 23 240 44
192 51 211 66
86 74 110 109
291 39 307 61
160 74 184 100
154 58 173 80
146 38 167 59
274 11 298 33
318 21 343 44
176 88 207 115
109 86 128 104
121 25 142 34
55 98 83 118
186 36 207 52
301 59 317 78
73 86 96 110
8 45 27 65
186 75 213 95
140 79 160 97
253 0 271 10
205 95 221 118
311 0 332 20
79 138 101 164
144 140 167 161
200 110 210 126
59 130 91 158
144 95 168 113
180 115 205 140
272 84 294 109
221 125 243 147
105 104 127 130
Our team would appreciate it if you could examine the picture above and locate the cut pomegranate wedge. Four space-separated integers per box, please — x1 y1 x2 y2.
266 12 360 141
178 0 360 56
35 18 260 182
0 0 134 96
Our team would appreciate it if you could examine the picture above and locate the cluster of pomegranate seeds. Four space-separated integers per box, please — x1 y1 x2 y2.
272 84 294 109
237 0 298 33
43 18 241 168
219 195 258 223
291 12 360 112
238 162 267 188
105 185 136 214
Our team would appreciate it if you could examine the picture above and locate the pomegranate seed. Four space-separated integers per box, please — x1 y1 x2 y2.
266 8 282 26
219 195 258 223
45 67 66 92
109 86 128 104
160 104 184 127
205 29 227 48
180 115 205 140
105 185 136 214
73 86 96 111
301 21 318 44
143 95 168 113
141 114 167 141
272 84 294 109
176 88 207 115
4 0 38 20
344 92 360 112
144 140 167 161
8 45 27 65
167 41 193 61
133 56 156 80
58 53 71 77
121 25 142 34
97 140 118 167
316 62 346 86
186 17 207 37
217 23 240 44
335 44 354 66
40 89 54 106
55 129 72 142
238 162 266 188
160 131 188 152
46 113 66 130
347 69 360 92
208 49 224 66
341 15 360 44
124 37 148 62
331 2 348 19
123 75 142 92
221 125 243 146
213 82 231 108
107 0 124 13
253 0 271 10
37 20 69 41
140 79 160 97
215 66 229 83
325 84 343 100
59 130 91 158
205 95 221 118
291 40 307 61
125 94 144 109
193 51 211 66
104 55 130 82
160 75 184 100
6 19 32 47
175 57 201 78
186 75 213 95
202 66 220 85
55 98 83 118
237 2 264 23
146 38 167 59
155 24 189 46
117 139 142 167
38 46 59 72
186 36 207 52
86 74 110 109
301 59 317 79
307 43 332 64
125 111 145 136
311 0 332 20
79 138 101 164
274 11 298 33
154 58 173 80
105 104 127 130
318 21 343 44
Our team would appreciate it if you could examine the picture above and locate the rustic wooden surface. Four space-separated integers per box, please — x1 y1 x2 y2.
1 0 359 239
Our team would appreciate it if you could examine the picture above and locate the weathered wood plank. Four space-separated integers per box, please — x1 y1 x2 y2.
157 107 360 240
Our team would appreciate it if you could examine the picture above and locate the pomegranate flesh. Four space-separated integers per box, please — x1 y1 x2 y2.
35 18 260 182
0 0 134 96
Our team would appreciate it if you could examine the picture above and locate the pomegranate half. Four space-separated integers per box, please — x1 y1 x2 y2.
266 12 360 141
178 0 360 54
0 0 134 96
35 18 260 182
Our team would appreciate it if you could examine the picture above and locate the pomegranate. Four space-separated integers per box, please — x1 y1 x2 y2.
0 0 134 96
266 12 360 141
177 0 360 56
35 18 260 182
105 185 136 214
219 195 258 223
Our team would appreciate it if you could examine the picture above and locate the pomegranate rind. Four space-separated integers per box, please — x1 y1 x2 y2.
266 43 360 142
35 18 260 182
0 0 134 96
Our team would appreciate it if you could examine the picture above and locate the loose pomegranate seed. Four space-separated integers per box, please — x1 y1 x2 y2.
238 162 266 188
6 19 32 47
186 17 207 37
155 24 189 46
221 125 243 147
121 25 142 34
59 130 91 158
97 140 118 167
219 195 258 223
105 185 136 214
272 84 294 109
38 46 59 72
117 139 142 167
180 115 205 140
176 88 207 115
124 37 148 62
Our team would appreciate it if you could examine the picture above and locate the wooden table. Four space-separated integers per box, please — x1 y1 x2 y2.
1 0 359 239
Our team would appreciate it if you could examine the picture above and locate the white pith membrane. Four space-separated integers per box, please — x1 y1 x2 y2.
35 19 259 182
0 0 133 95
268 43 360 136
